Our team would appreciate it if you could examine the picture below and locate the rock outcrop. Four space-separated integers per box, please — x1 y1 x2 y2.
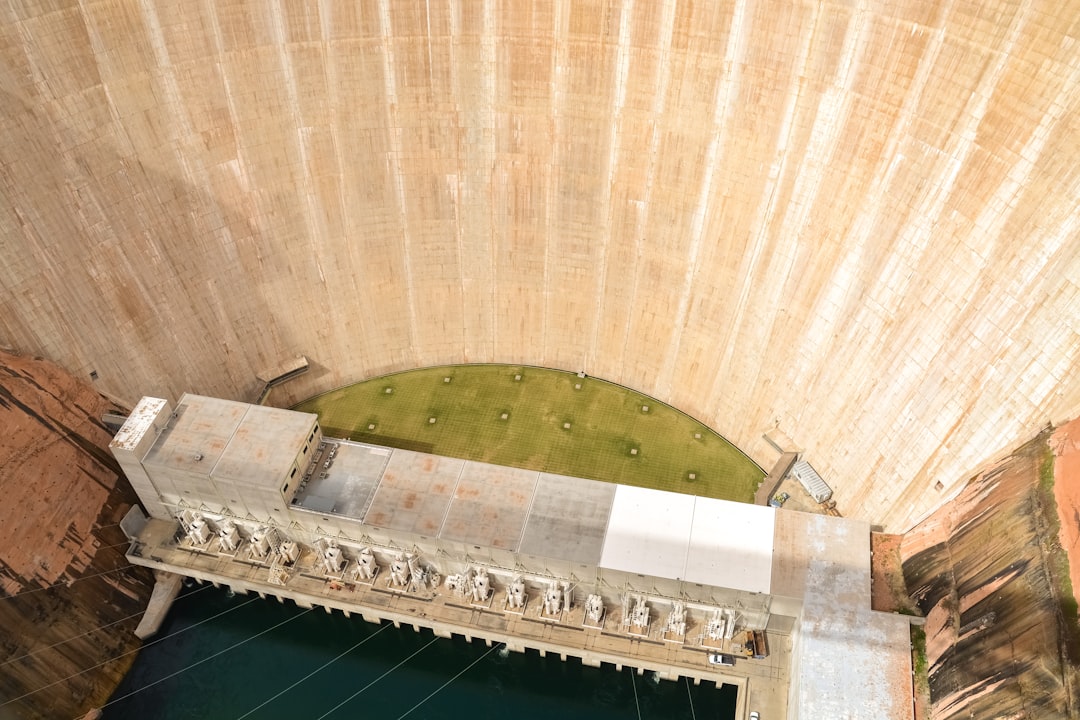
0 351 153 719
902 432 1080 719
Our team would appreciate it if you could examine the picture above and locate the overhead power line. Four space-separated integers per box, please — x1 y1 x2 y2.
315 636 439 720
629 666 642 720
396 642 503 719
235 622 393 719
0 564 138 602
97 606 316 714
1 584 212 669
0 594 259 710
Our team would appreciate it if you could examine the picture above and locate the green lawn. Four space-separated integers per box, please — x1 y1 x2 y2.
291 365 764 502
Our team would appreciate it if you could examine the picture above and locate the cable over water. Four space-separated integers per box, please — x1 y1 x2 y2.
1 584 212 669
99 586 739 719
95 606 316 715
235 622 393 719
1 593 258 710
396 642 504 719
314 636 440 720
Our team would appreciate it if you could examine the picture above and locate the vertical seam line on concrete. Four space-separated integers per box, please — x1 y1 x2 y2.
542 0 571 366
512 470 544 554
588 0 633 372
656 0 749 399
436 458 470 539
734 2 873 428
378 0 420 361
617 0 677 383
832 0 1032 528
483 0 497 360
713 2 825 405
788 0 955 408
357 444 394 525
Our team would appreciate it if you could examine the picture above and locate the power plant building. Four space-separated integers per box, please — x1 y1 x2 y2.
113 394 915 719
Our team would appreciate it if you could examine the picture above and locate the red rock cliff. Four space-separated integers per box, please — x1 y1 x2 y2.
0 351 153 718
901 431 1080 720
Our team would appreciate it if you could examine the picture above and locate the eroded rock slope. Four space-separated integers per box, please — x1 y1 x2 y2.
0 351 152 718
902 433 1079 719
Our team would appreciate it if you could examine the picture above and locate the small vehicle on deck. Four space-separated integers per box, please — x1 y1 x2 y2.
707 652 736 667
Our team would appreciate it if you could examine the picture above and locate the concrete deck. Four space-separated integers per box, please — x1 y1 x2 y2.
128 518 791 720
755 452 799 507
296 442 389 518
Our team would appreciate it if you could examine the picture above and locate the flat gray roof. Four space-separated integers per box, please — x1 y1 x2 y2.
439 462 539 550
142 395 316 489
142 395 247 475
363 449 460 535
303 443 390 519
213 403 316 487
297 441 622 566
518 473 616 566
292 440 783 592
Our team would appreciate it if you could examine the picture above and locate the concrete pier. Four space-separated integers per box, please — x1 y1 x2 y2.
755 451 800 507
134 571 183 640
127 519 778 718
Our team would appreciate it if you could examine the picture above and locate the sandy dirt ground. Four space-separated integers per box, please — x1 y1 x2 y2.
870 533 908 612
1052 416 1080 606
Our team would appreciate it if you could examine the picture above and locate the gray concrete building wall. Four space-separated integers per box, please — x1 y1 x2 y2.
110 397 174 519
115 395 784 612
113 392 910 718
5 2 1080 530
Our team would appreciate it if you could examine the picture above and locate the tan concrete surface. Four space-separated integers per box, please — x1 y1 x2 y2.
129 518 792 719
3 2 1080 531
755 451 799 506
134 570 183 639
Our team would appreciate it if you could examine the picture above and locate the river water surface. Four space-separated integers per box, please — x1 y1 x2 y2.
104 585 737 719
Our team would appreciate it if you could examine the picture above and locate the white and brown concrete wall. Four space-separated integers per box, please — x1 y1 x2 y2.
3 2 1080 532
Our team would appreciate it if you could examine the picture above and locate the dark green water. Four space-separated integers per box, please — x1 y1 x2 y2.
104 585 736 719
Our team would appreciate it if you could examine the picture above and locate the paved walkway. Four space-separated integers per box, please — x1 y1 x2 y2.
128 518 792 719
754 452 799 506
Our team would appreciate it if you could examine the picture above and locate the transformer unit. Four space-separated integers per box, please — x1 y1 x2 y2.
791 459 832 503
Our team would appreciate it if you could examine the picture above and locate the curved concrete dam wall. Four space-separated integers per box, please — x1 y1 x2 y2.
2 1 1080 531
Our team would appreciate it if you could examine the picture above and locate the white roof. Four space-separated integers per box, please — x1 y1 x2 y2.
600 485 695 579
110 396 167 451
600 485 775 593
685 496 774 593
